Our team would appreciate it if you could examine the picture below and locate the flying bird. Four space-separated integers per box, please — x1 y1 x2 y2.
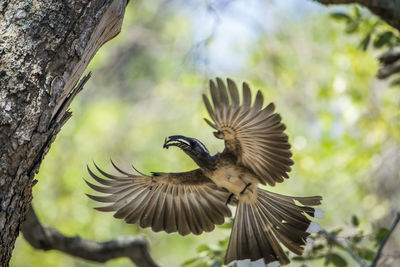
85 78 323 266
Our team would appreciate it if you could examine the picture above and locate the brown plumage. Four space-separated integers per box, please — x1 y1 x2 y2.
86 162 231 235
85 78 322 266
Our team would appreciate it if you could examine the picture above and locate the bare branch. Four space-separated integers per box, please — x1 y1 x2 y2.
370 212 400 267
22 206 158 267
378 47 400 79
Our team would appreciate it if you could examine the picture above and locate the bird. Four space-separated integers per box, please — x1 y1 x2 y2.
85 78 323 266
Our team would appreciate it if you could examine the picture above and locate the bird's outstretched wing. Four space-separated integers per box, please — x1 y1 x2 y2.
85 161 232 236
203 78 294 186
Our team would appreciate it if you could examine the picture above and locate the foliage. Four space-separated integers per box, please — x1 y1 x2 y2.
10 1 400 267
182 220 233 267
185 215 399 267
330 6 400 51
330 6 400 86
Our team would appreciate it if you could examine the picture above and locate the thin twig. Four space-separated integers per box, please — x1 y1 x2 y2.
370 212 400 267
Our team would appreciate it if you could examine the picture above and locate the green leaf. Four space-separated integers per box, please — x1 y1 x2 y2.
182 257 199 266
218 223 233 229
351 215 360 226
292 256 305 261
373 31 394 48
359 33 371 51
352 234 362 244
357 247 375 261
313 244 325 252
196 244 210 253
330 228 343 235
330 12 351 22
331 253 348 267
346 21 359 33
353 6 361 18
375 227 390 244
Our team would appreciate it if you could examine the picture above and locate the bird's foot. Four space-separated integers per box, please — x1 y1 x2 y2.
240 183 252 195
225 193 234 205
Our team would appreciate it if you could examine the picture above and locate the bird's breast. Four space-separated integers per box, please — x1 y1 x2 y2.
206 165 258 199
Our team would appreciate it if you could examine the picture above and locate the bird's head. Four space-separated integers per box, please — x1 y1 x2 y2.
163 135 212 168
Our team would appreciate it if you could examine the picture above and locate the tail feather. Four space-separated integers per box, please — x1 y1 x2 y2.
225 188 322 266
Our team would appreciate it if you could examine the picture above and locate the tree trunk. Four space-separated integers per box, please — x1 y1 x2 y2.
0 0 128 265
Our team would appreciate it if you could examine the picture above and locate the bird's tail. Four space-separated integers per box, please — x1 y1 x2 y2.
225 188 323 266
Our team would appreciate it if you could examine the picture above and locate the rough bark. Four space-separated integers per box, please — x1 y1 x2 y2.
0 0 128 265
21 205 158 267
313 0 400 79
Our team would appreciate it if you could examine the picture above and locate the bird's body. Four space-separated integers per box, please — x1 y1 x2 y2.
204 153 259 203
85 78 323 266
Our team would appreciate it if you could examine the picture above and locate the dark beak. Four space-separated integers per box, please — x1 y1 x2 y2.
163 135 191 149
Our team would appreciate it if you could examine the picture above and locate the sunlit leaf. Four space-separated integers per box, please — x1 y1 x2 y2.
197 244 210 253
353 6 361 18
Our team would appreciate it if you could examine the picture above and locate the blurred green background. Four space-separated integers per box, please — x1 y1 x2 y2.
10 0 400 266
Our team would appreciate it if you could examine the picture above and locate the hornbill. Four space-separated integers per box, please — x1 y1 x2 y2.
85 78 323 266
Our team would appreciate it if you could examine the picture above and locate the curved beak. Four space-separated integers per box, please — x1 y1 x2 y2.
163 135 192 149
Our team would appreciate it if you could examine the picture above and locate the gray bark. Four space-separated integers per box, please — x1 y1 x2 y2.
0 0 128 265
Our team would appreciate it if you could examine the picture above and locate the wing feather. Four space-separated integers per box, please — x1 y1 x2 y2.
203 78 294 185
85 163 232 235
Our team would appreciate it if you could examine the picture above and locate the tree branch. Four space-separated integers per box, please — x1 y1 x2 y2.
319 213 400 267
21 205 158 267
377 47 400 79
370 212 400 267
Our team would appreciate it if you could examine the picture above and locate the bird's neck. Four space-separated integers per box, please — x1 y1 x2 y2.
189 153 217 171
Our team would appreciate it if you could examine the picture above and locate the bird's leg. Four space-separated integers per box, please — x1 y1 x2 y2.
226 193 234 205
240 183 252 195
